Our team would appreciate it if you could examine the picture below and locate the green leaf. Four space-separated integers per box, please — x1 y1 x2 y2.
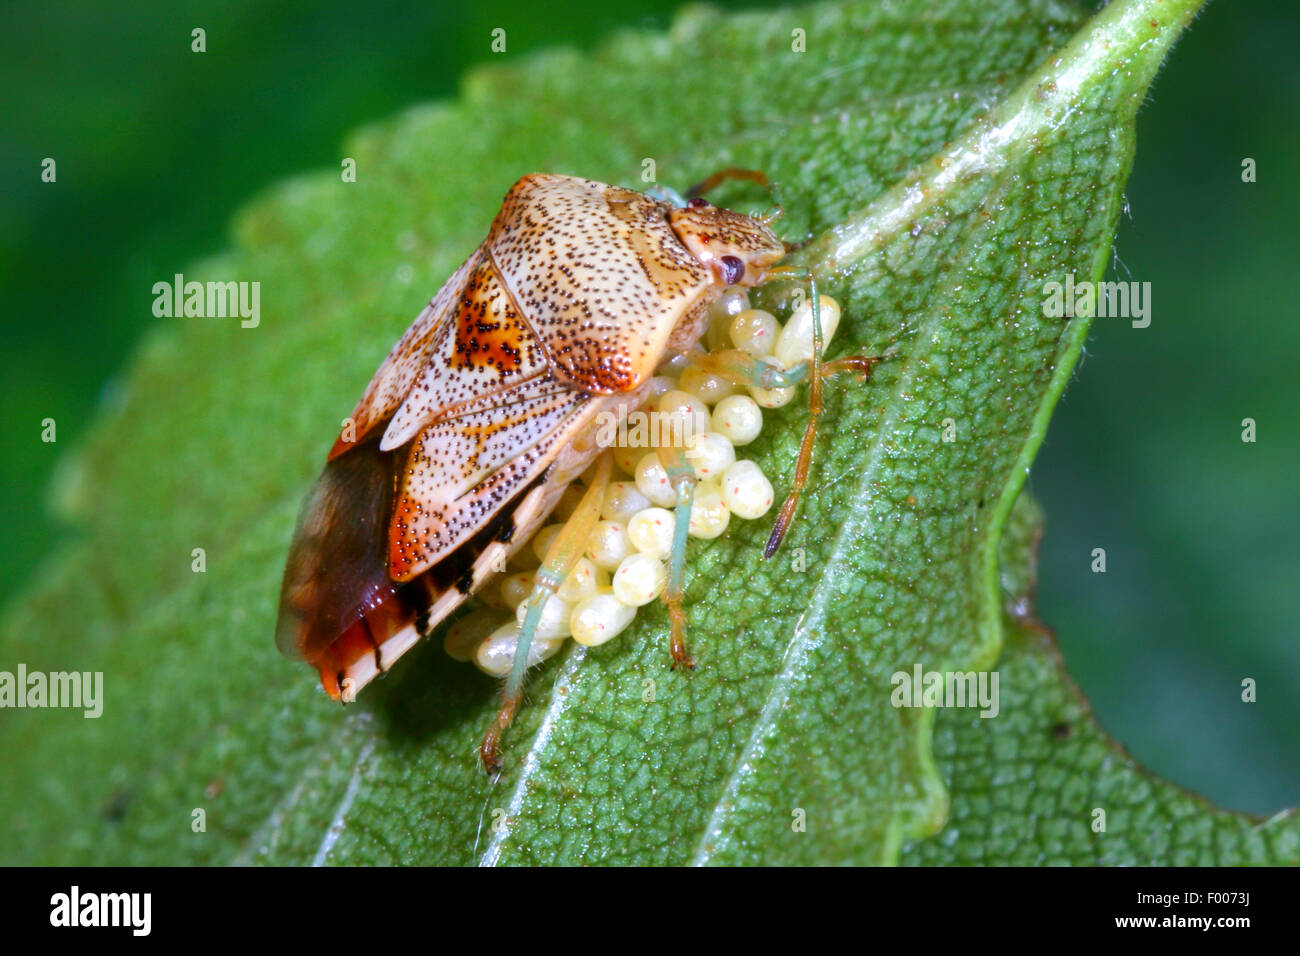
901 492 1300 865
6 0 1283 866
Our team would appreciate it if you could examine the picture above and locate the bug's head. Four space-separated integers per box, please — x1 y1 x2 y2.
668 197 785 287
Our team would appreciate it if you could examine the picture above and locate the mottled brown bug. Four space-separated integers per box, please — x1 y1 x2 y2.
276 172 881 771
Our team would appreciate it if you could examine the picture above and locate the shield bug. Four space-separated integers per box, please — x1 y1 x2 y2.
276 171 884 772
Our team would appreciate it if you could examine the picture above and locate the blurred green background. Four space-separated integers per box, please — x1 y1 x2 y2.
1 0 1295 816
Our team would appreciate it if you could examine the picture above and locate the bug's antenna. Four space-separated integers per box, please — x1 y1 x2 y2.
685 167 769 198
687 167 785 224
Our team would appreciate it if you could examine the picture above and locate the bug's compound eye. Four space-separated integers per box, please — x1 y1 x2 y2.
719 255 745 285
686 197 709 209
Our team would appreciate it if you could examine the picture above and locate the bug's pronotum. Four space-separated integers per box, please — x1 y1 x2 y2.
275 171 884 771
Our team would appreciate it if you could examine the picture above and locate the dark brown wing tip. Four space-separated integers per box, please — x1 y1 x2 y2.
326 431 358 462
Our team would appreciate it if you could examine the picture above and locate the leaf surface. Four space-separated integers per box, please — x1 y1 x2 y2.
6 0 1279 867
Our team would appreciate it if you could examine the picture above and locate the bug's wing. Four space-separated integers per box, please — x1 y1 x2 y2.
311 467 562 702
283 233 599 665
387 373 597 580
488 174 712 394
275 436 406 664
329 239 575 461
327 244 483 458
276 376 609 699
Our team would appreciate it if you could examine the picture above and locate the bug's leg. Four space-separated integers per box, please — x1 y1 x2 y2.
685 343 817 557
480 452 613 774
685 347 810 390
691 268 888 556
759 267 893 557
655 443 698 670
758 267 827 558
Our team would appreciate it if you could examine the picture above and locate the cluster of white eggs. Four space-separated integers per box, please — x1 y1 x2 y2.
443 290 842 676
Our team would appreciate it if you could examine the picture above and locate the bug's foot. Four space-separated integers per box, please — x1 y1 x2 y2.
762 493 799 558
670 651 698 672
668 605 696 670
479 737 502 776
480 721 507 775
820 351 889 382
479 693 520 775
